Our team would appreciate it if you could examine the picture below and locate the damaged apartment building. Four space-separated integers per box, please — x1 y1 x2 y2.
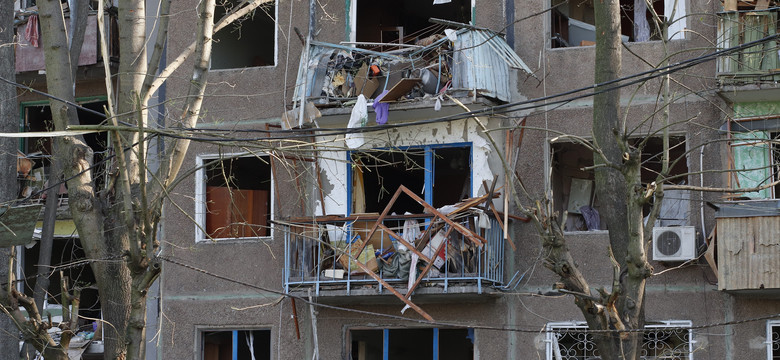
7 0 780 359
159 0 780 359
7 0 124 357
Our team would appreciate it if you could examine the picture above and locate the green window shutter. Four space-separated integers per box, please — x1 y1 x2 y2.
732 131 773 199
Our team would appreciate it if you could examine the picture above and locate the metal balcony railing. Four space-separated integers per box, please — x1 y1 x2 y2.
282 214 505 296
717 8 780 85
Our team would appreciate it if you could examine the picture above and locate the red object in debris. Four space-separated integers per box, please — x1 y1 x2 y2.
370 65 381 76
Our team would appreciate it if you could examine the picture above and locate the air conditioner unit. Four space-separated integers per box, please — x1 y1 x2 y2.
652 226 696 261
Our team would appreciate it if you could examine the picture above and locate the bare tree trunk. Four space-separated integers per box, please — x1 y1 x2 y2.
0 0 20 358
592 1 651 358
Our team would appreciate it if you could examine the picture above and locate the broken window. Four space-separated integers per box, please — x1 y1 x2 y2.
551 0 687 48
550 136 688 231
546 321 692 360
211 0 276 69
19 100 108 200
769 321 780 360
202 329 271 360
350 328 474 360
353 0 471 46
350 144 471 215
196 154 273 240
19 236 101 321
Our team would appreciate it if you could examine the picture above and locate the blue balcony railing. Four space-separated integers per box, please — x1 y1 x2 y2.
282 214 504 296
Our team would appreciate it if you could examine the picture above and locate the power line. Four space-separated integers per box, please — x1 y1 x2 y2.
159 255 780 334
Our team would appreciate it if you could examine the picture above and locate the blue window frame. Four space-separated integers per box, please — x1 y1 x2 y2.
347 143 472 215
202 329 271 360
350 328 474 360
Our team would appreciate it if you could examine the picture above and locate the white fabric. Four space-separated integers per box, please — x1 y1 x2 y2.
345 95 368 149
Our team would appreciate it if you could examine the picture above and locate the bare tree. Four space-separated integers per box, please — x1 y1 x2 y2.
0 0 20 358
0 0 272 359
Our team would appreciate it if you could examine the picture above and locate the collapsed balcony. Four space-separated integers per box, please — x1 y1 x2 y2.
717 7 780 86
288 25 531 127
281 187 508 298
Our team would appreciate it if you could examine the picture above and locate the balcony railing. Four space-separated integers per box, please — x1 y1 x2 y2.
717 8 780 85
282 214 505 297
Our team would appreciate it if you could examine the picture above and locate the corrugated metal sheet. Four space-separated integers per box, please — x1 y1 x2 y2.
717 215 780 291
452 29 531 102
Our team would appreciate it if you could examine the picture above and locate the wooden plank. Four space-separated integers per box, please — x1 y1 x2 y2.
405 225 456 299
398 185 487 245
481 180 516 251
348 250 434 321
379 78 422 103
755 0 770 9
377 223 432 263
724 0 738 11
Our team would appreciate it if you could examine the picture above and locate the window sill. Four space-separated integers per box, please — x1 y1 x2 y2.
196 236 273 244
562 230 608 235
209 64 278 73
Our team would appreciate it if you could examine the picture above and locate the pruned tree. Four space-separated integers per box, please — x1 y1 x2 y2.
520 1 664 359
0 0 273 359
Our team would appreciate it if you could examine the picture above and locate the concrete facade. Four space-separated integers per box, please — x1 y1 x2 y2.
158 1 780 359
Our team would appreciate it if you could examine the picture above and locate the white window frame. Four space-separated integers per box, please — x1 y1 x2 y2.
767 320 780 360
545 320 694 360
195 153 274 242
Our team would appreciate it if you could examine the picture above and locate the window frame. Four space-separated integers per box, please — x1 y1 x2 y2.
545 320 694 360
345 0 477 43
767 320 780 360
347 327 474 360
346 142 473 215
547 135 690 233
209 0 279 70
199 327 272 360
195 152 274 242
548 0 688 49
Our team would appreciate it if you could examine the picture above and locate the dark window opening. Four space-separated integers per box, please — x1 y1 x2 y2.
211 0 276 69
202 329 271 360
350 328 473 360
551 137 688 231
205 156 272 238
356 0 471 46
351 146 470 215
551 0 666 48
21 237 101 322
20 101 108 200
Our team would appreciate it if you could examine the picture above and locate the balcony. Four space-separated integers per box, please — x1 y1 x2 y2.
14 11 119 76
281 212 505 299
717 8 780 87
715 200 780 293
287 27 531 128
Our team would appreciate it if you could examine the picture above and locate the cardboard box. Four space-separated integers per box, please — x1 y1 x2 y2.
336 238 378 274
354 64 380 99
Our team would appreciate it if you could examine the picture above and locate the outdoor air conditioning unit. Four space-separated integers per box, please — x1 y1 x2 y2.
652 226 696 261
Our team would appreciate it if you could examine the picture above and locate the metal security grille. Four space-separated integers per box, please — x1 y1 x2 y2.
546 322 693 360
772 324 780 360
